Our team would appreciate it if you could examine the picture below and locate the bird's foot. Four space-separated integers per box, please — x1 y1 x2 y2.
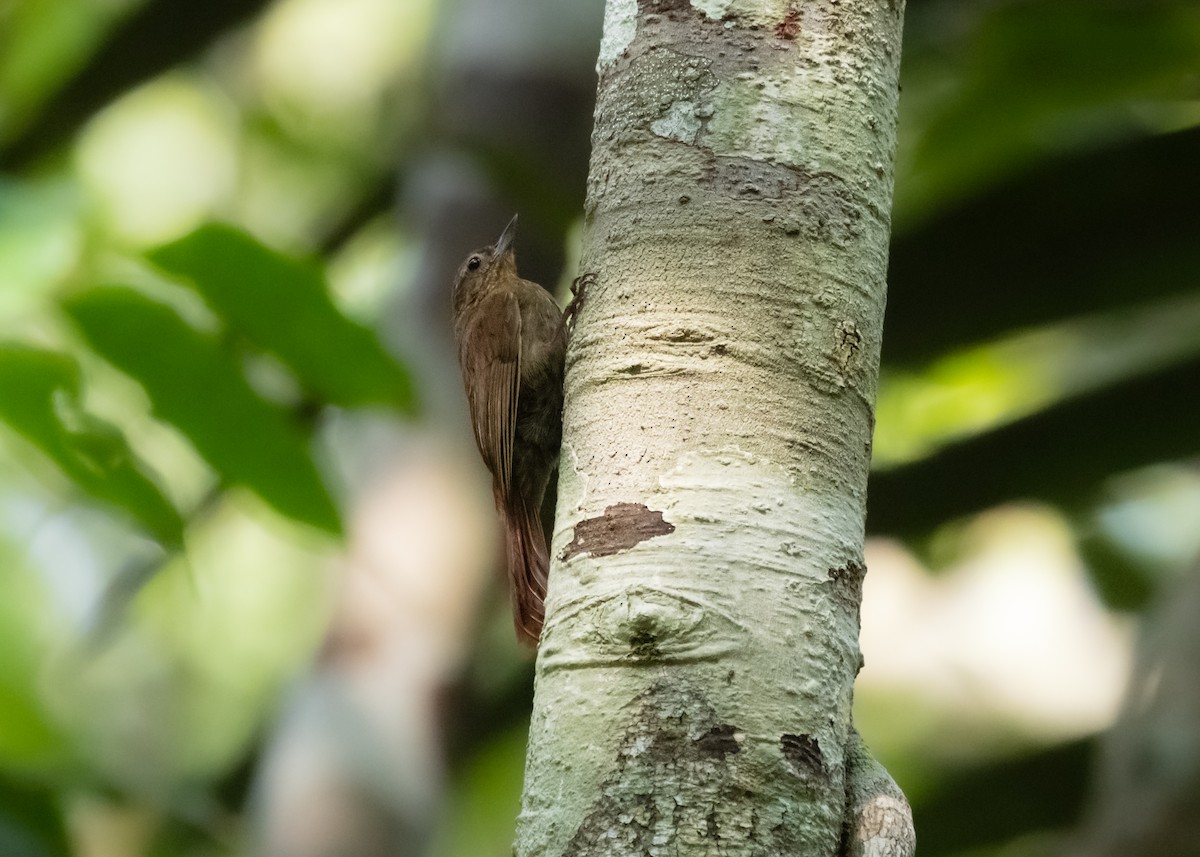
565 272 596 332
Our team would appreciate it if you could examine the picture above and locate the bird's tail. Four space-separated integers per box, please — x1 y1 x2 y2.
500 497 550 646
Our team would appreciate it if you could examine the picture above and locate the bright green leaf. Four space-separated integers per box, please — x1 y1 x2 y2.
148 223 415 412
0 344 184 544
63 287 342 535
0 539 71 772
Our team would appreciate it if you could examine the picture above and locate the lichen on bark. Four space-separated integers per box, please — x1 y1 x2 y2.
516 2 912 855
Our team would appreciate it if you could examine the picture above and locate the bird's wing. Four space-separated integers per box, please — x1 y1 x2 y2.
460 290 522 499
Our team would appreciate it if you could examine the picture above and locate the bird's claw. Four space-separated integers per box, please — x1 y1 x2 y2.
565 272 596 332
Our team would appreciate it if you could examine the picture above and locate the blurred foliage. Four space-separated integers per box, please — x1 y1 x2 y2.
0 773 70 857
0 343 183 543
430 725 529 857
895 0 1200 226
0 0 1197 855
148 226 414 411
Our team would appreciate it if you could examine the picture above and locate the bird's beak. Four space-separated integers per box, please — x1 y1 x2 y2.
494 214 518 257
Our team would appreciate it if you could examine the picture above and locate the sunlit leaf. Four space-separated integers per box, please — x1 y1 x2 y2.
0 344 184 544
868 355 1200 537
0 540 71 772
0 0 117 150
148 223 415 412
63 287 341 534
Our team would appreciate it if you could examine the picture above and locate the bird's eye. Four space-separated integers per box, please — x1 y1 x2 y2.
467 256 481 271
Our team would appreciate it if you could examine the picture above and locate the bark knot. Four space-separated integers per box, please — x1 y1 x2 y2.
828 560 867 613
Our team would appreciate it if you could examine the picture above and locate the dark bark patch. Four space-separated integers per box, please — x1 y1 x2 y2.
695 724 742 759
828 561 866 612
837 321 862 358
638 0 736 23
561 503 675 561
567 683 797 853
566 683 722 852
834 320 864 388
700 155 864 244
638 0 692 17
703 156 797 199
706 806 720 839
782 733 828 778
775 7 802 40
592 43 718 146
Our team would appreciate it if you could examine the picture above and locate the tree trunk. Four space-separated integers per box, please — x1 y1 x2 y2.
1067 562 1200 857
517 1 912 854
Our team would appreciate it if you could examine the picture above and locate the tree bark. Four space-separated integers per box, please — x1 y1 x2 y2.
517 1 911 855
1066 562 1200 857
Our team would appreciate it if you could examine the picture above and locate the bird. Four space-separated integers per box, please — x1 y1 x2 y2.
452 215 568 646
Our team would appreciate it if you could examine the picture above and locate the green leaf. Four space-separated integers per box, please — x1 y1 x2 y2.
867 354 1200 538
0 540 71 771
63 287 341 535
432 725 528 857
148 223 415 412
0 774 70 857
1076 531 1156 612
896 0 1200 226
885 127 1200 366
0 344 184 544
911 740 1091 856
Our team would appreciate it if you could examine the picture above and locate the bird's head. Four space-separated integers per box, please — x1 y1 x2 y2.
452 214 519 314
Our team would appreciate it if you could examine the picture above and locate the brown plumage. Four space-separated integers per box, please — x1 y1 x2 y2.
452 215 566 646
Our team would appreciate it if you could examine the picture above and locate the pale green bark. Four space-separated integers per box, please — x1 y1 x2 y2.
517 1 911 854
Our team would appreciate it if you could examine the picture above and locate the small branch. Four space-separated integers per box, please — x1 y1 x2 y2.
843 730 915 857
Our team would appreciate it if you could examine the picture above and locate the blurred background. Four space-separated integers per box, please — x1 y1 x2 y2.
0 0 1197 855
